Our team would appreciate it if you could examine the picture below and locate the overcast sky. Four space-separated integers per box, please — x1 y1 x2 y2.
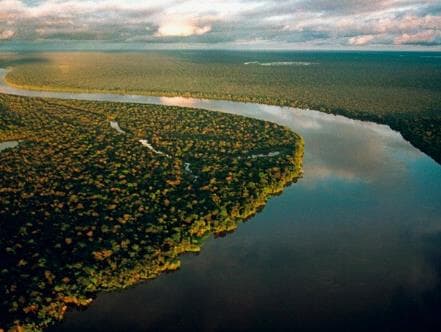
0 0 440 49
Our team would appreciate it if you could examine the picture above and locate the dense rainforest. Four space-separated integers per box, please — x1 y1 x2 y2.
0 93 303 331
2 51 440 163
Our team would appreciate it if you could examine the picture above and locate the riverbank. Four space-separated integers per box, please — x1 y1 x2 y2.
4 50 440 164
6 76 440 165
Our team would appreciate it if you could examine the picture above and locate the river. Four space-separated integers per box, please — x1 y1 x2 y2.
1 68 441 331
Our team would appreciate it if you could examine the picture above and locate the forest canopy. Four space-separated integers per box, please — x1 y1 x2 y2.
3 51 440 163
0 93 303 331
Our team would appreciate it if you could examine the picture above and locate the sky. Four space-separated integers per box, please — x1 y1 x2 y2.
0 0 440 50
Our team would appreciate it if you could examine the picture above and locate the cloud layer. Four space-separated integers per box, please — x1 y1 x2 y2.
0 0 440 48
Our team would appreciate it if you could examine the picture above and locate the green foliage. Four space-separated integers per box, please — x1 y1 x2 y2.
5 51 440 163
0 93 303 331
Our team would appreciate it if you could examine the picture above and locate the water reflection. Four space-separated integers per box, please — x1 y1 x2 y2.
1 68 441 331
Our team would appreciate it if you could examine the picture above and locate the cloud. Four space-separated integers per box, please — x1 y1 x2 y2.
349 34 376 45
0 0 440 48
155 20 212 37
394 30 441 45
0 30 15 40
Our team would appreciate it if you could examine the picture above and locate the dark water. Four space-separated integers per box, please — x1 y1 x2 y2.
1 69 441 331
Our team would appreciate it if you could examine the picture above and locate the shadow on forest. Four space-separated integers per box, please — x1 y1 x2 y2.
0 55 49 68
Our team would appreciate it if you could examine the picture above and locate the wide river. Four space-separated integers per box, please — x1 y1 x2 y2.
1 68 441 331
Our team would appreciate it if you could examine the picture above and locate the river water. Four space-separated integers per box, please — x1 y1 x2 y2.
1 68 440 331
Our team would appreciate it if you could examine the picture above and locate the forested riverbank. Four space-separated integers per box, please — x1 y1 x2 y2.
3 51 440 163
0 93 303 331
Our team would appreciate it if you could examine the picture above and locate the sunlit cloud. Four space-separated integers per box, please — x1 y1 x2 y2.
155 20 212 37
349 34 376 45
0 30 15 40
